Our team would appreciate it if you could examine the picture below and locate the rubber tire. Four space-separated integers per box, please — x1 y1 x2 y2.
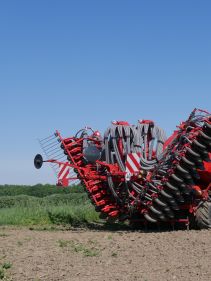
194 201 211 229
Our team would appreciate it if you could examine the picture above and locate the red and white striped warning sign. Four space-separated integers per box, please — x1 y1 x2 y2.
125 153 141 174
57 164 70 186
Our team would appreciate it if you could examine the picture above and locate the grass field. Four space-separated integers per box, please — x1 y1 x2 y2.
0 184 100 227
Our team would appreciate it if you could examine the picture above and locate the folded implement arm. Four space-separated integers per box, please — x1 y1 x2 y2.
34 109 211 229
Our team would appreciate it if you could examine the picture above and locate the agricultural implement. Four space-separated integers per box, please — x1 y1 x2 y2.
34 109 211 229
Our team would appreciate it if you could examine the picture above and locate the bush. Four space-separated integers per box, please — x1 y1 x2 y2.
0 193 90 209
0 195 37 209
0 184 84 198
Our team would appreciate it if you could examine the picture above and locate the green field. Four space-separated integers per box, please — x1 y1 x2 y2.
0 184 100 227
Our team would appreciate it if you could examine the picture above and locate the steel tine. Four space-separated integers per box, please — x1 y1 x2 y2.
39 134 55 142
55 157 66 162
52 152 65 159
42 140 59 149
40 137 57 146
44 146 61 154
39 135 57 145
47 150 63 157
43 143 59 151
39 138 57 147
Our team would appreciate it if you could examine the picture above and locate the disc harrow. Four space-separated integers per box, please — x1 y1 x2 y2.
34 109 211 229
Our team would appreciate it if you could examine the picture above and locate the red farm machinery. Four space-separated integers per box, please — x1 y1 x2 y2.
34 109 211 229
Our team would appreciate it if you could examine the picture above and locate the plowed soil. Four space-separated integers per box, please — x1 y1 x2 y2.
0 227 210 281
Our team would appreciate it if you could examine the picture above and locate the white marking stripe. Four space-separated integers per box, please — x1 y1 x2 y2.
126 163 134 174
126 156 139 172
59 168 69 180
58 165 66 177
59 166 69 180
133 153 140 164
125 153 141 174
129 154 140 170
58 165 70 180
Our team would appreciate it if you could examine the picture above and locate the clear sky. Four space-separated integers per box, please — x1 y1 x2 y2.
0 0 211 185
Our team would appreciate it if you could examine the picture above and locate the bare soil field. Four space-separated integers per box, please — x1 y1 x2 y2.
0 227 210 281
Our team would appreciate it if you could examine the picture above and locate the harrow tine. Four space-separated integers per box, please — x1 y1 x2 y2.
49 152 65 159
46 147 62 155
47 150 62 158
41 140 60 149
39 136 57 144
55 155 67 161
39 134 57 145
42 143 60 152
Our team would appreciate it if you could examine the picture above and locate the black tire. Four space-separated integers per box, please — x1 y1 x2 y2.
194 201 211 229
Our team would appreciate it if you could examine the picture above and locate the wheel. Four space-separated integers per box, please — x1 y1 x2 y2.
194 201 211 229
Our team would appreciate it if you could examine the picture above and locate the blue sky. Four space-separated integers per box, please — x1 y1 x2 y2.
0 0 211 184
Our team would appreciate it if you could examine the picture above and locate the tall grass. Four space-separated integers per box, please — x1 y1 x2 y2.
0 206 50 225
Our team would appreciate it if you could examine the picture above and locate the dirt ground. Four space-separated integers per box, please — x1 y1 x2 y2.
0 227 210 281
